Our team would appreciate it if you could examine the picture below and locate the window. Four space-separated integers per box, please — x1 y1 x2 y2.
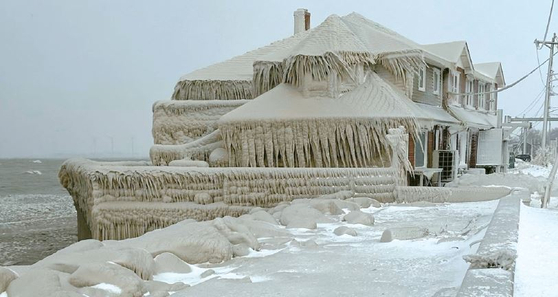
414 132 428 167
489 84 496 111
418 66 426 91
451 71 460 104
478 83 486 110
433 68 441 95
465 80 474 106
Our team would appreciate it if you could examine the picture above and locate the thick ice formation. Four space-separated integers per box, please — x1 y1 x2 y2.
59 158 402 240
152 100 247 145
0 197 356 295
173 13 424 102
150 130 223 166
2 193 508 296
172 30 311 100
59 11 433 245
219 76 420 168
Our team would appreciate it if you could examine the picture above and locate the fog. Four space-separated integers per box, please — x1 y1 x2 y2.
0 0 552 158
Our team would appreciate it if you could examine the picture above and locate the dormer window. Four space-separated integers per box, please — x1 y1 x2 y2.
418 65 426 92
433 68 441 95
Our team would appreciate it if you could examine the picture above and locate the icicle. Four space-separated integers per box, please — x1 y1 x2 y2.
172 80 254 100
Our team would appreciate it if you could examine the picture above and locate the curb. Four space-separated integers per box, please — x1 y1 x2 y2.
456 190 524 297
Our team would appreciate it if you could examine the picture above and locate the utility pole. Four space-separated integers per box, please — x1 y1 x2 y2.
536 33 557 151
523 126 528 154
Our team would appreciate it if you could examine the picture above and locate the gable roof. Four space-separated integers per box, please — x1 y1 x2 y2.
422 41 474 73
475 62 506 86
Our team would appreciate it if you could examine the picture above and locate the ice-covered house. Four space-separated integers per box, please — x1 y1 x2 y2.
154 12 506 179
153 13 457 168
421 42 506 173
60 10 505 240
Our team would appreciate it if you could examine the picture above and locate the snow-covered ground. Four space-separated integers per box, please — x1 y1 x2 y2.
509 159 558 296
3 159 558 296
515 204 558 297
513 159 551 178
157 201 498 297
0 198 499 297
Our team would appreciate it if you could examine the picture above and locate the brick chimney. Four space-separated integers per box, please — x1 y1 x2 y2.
294 9 311 35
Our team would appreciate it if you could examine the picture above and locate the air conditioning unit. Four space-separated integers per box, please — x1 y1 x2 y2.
433 150 458 184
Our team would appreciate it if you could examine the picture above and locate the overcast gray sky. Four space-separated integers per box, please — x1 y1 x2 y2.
0 0 553 158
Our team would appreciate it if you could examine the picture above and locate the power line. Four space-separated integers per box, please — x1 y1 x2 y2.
450 49 558 97
541 0 555 48
516 85 547 116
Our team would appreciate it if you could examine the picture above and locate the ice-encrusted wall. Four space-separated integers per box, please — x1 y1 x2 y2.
219 118 413 168
152 100 248 145
59 159 401 240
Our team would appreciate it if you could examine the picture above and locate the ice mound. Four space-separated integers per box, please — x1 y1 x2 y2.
1 195 379 295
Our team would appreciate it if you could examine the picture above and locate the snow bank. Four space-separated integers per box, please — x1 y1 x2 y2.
446 173 547 194
2 194 501 297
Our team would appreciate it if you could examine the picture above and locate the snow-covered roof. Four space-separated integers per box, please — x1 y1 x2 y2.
340 13 422 55
475 62 506 86
448 106 497 129
220 72 424 124
422 42 505 86
422 41 467 63
174 13 425 100
416 103 461 127
421 41 474 73
172 31 311 100
179 32 310 82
